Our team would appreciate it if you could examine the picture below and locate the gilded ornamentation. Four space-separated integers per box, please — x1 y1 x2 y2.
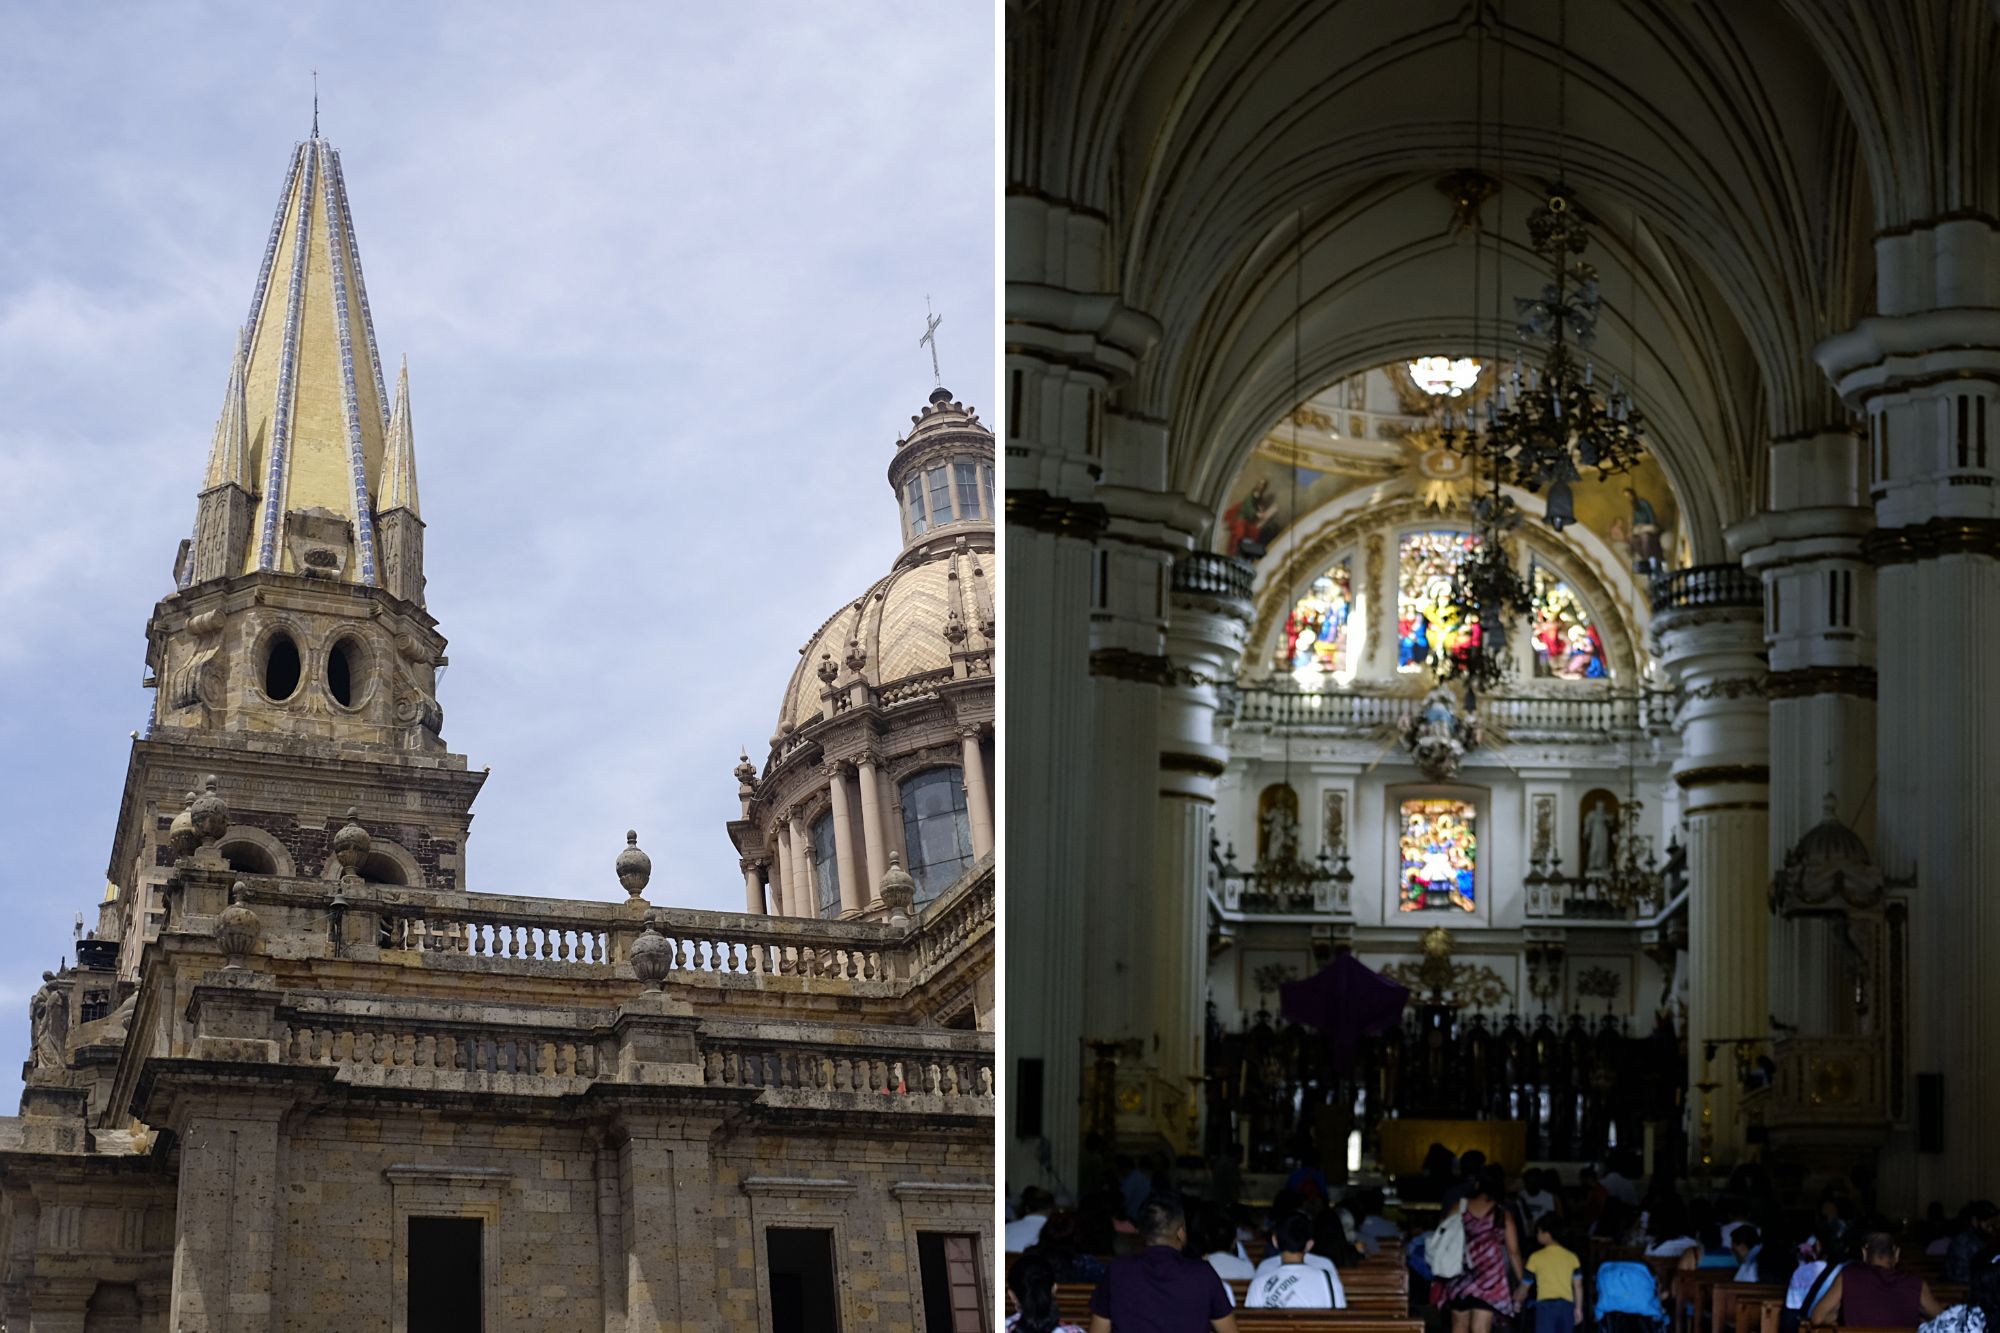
1380 927 1512 1009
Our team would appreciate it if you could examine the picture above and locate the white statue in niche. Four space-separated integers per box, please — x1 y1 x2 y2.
1583 799 1615 878
1261 803 1300 863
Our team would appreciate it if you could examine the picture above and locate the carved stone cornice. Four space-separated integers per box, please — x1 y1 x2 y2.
1766 666 1878 700
1089 648 1176 686
1862 517 2000 566
1006 489 1109 540
1159 750 1228 778
1681 676 1770 705
1674 764 1771 790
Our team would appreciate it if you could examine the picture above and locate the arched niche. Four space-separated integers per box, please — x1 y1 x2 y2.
217 825 296 878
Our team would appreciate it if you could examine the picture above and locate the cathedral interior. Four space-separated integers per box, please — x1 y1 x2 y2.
1005 0 2000 1219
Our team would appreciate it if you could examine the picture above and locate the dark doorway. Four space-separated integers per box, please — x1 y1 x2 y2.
918 1233 987 1333
408 1216 482 1333
767 1227 839 1333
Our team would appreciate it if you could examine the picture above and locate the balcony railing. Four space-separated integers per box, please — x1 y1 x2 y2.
1172 552 1255 602
1651 563 1760 613
1234 687 1675 738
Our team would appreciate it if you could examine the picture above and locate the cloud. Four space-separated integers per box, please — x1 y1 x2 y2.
0 0 994 1102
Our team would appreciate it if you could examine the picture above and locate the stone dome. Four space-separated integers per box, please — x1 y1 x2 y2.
775 538 998 737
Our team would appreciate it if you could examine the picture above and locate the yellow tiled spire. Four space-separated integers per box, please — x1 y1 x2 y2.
231 133 395 583
201 330 253 491
379 356 420 518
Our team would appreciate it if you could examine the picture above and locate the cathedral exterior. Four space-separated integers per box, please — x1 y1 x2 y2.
0 132 992 1332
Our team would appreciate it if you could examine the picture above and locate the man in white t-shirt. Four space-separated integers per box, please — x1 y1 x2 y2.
1004 1187 1054 1252
1248 1214 1346 1309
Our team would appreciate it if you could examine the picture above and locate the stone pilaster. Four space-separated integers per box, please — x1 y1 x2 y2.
1655 568 1769 1166
1004 190 1156 1196
1818 223 2000 1203
167 1094 292 1332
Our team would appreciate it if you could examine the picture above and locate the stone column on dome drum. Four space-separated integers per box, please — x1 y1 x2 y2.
856 750 889 901
1005 187 1159 1193
1155 554 1250 1128
1728 441 1876 1040
787 812 813 918
1654 566 1769 1166
960 728 994 859
767 832 790 916
1818 229 2000 1201
827 763 865 917
740 858 766 915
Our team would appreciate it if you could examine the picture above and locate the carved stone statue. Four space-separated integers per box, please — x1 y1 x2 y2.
27 977 66 1073
1261 804 1299 864
1401 685 1478 782
1583 800 1614 878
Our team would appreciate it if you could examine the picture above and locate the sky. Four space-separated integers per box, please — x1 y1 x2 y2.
0 3 995 1098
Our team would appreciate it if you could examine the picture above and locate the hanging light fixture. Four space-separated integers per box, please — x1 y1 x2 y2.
1432 8 1531 698
1441 0 1649 532
1598 738 1666 912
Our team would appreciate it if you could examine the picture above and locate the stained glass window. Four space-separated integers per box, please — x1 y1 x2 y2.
1398 531 1482 673
809 812 841 918
900 768 973 905
1399 798 1477 912
1531 561 1609 679
1280 559 1355 681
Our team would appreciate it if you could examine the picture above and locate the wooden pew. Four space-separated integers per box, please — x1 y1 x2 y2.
1706 1282 1785 1333
1054 1280 1411 1325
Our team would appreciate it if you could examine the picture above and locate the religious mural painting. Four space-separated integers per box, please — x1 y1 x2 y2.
1280 557 1355 679
1398 797 1477 912
1397 531 1481 673
1530 560 1609 679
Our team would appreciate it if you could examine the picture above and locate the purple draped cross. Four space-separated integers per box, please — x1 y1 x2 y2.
1279 952 1411 1073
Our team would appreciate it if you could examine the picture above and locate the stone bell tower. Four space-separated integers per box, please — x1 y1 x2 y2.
105 131 485 976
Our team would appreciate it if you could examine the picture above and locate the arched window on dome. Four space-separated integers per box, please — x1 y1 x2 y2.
903 478 928 539
809 812 842 918
899 767 973 904
1398 531 1481 673
1280 558 1355 685
1530 560 1609 679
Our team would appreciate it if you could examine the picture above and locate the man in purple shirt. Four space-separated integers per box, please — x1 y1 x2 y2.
1089 1194 1241 1333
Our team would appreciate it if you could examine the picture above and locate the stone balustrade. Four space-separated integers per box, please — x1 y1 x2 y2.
281 1019 601 1079
1234 686 1674 739
225 867 992 990
701 1040 993 1103
1652 562 1761 613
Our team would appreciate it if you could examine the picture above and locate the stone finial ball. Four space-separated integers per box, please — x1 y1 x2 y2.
190 775 230 843
878 852 917 916
331 808 372 873
616 830 652 898
168 792 200 858
629 919 672 992
216 887 261 970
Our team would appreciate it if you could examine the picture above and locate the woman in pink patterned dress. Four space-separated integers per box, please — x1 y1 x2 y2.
1442 1179 1525 1333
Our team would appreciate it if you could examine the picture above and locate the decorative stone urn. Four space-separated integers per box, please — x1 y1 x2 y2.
878 852 916 928
616 830 652 899
331 808 371 879
190 774 230 845
629 918 673 992
216 885 261 971
168 792 200 860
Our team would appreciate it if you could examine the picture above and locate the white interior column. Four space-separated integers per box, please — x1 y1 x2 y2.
1003 189 1157 1198
1655 570 1769 1167
960 727 994 858
1154 557 1250 1130
1730 445 1877 1037
1819 225 2000 1202
856 749 888 896
827 763 865 917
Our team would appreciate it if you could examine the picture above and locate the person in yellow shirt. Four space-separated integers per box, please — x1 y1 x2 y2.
1519 1219 1584 1333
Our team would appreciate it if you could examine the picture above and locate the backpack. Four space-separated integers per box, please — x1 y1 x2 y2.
1425 1205 1467 1280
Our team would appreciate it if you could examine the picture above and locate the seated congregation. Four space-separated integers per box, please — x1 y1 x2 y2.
1002 1152 2000 1333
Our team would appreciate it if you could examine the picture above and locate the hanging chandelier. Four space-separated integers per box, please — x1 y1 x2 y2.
1598 795 1666 912
1436 492 1533 695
